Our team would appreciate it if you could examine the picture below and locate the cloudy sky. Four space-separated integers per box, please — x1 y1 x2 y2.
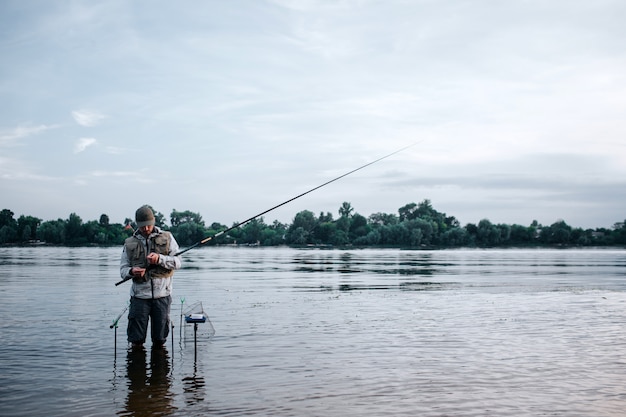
1 0 624 230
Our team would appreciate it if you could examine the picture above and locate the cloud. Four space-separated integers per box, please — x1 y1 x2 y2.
105 146 136 155
0 1 624 230
74 137 97 153
71 110 107 127
0 124 58 146
90 170 139 177
89 169 154 183
0 155 59 181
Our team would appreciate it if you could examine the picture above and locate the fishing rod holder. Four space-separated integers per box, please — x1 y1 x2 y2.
185 314 205 360
182 301 215 361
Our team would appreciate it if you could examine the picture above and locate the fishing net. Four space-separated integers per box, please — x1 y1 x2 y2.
179 301 215 346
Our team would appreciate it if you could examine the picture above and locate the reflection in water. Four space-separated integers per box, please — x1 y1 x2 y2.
182 364 206 406
121 347 175 417
293 251 447 291
335 281 448 292
293 251 442 276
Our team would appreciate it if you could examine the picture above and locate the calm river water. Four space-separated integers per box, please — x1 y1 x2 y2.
0 246 625 416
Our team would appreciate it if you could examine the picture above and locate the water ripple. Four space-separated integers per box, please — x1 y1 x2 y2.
0 247 625 416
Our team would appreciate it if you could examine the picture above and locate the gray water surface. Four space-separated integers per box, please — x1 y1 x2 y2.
0 247 625 416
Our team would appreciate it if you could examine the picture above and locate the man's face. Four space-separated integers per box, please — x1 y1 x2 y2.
139 224 154 237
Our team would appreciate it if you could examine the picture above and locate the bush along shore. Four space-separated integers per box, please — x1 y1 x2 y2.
1 200 625 249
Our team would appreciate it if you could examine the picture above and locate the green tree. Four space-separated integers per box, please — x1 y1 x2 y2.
369 212 398 226
258 220 287 246
315 221 336 244
285 210 317 244
330 229 349 246
17 215 41 241
338 202 354 218
170 209 205 227
476 219 501 246
314 211 335 244
110 221 134 244
169 209 207 245
383 223 409 246
399 200 438 221
570 227 587 245
268 220 287 245
613 221 626 244
22 225 31 241
83 220 103 243
241 218 264 244
0 209 18 243
540 220 572 244
509 224 534 244
591 227 612 245
0 209 17 229
407 219 433 246
99 214 110 227
498 223 511 244
349 213 369 242
154 208 167 228
288 227 309 245
207 222 227 234
441 227 469 246
398 202 418 222
65 213 85 244
318 211 333 223
397 199 456 244
174 222 206 246
357 229 381 245
335 215 350 234
38 219 66 244
0 225 18 243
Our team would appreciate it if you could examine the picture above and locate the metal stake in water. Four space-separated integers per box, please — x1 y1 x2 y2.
110 302 129 357
179 297 185 340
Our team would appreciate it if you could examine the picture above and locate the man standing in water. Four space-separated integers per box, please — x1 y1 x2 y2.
120 205 182 349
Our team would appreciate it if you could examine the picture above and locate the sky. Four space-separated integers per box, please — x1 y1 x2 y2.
1 0 625 230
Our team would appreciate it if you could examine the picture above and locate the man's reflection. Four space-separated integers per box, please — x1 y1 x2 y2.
122 347 175 416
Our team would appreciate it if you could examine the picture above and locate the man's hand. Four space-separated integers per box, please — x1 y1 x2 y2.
131 267 146 277
147 253 160 265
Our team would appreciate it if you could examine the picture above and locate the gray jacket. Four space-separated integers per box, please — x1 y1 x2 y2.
119 227 182 299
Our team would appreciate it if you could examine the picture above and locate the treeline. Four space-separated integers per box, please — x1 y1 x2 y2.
1 200 625 248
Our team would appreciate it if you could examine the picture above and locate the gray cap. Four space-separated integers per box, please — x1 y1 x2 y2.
135 205 155 227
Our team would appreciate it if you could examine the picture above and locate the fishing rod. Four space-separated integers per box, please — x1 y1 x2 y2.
115 142 417 286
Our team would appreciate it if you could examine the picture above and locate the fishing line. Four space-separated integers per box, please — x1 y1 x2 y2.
115 142 418 286
176 142 418 254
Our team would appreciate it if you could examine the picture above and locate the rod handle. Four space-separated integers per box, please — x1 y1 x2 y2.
115 276 131 286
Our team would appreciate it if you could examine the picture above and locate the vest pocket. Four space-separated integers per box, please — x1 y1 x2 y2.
126 239 144 261
153 234 169 254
